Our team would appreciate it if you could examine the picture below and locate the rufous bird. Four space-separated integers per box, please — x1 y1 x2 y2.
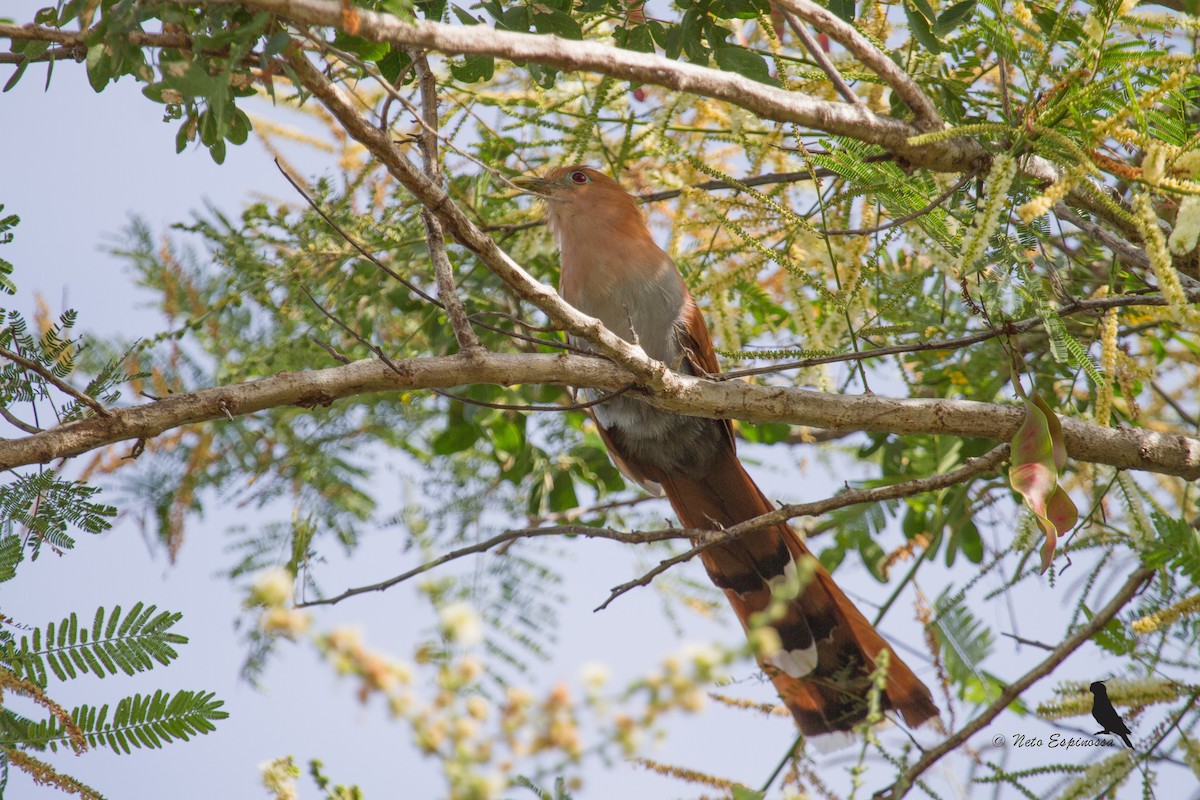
514 165 939 736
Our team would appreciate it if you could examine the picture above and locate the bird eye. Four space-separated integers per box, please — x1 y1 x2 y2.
569 170 589 184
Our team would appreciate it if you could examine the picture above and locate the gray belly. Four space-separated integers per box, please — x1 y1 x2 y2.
588 390 725 478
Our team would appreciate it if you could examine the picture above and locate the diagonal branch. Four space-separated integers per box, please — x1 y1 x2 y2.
774 0 942 130
775 6 863 107
593 444 1010 610
0 345 111 418
873 565 1157 800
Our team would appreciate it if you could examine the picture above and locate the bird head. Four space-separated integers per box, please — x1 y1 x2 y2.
1089 681 1108 694
511 165 615 203
511 165 654 260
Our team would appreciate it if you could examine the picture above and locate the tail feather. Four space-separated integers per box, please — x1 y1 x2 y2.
658 446 939 736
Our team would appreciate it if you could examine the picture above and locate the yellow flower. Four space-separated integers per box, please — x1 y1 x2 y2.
259 608 310 639
439 602 484 646
247 568 294 608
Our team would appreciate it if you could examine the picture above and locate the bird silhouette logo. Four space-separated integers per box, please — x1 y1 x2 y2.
1089 681 1133 748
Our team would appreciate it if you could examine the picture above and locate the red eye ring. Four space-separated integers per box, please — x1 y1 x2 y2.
569 170 589 184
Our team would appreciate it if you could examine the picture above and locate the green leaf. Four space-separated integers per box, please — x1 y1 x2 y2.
616 25 655 53
903 1 944 53
532 8 582 40
935 0 977 35
432 420 479 454
332 32 390 62
713 46 779 86
732 786 766 800
450 54 495 83
830 0 856 22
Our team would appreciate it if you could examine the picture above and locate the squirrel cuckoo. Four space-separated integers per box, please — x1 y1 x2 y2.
514 165 938 736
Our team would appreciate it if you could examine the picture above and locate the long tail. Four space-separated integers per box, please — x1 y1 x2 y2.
658 446 939 736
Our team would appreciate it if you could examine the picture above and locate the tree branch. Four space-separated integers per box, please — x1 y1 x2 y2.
715 290 1189 380
2 352 1196 475
297 523 685 607
411 48 482 353
595 443 1009 610
873 565 1157 800
216 0 984 172
774 0 942 130
775 6 863 107
0 345 110 418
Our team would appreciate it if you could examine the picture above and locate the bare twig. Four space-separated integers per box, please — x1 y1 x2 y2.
1053 203 1151 269
999 631 1056 651
300 285 403 374
1152 380 1199 428
776 7 863 107
428 383 634 413
0 406 42 434
297 523 686 607
0 345 110 417
873 565 1157 800
304 443 1010 610
276 157 585 354
594 444 1011 610
823 172 974 236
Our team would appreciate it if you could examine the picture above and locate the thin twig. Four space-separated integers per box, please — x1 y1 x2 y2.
412 49 481 353
872 565 1157 800
823 172 974 236
0 406 42 434
1152 380 1198 428
300 285 403 374
999 631 1056 651
275 159 443 308
297 524 685 608
714 291 1186 381
429 383 635 413
777 7 863 106
0 345 110 417
277 157 584 354
1053 204 1151 269
594 444 1011 611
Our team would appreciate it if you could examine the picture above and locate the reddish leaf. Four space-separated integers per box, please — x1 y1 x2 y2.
1033 391 1067 471
1010 397 1062 572
1009 397 1055 515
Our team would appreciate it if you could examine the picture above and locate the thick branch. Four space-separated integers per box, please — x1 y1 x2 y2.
874 565 1157 800
218 0 985 173
1 353 1197 478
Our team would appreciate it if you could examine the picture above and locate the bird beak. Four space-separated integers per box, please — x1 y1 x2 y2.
510 175 555 196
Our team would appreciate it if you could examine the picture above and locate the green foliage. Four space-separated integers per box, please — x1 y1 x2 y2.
0 472 116 575
0 688 227 755
0 603 187 688
932 591 1026 712
0 605 226 796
